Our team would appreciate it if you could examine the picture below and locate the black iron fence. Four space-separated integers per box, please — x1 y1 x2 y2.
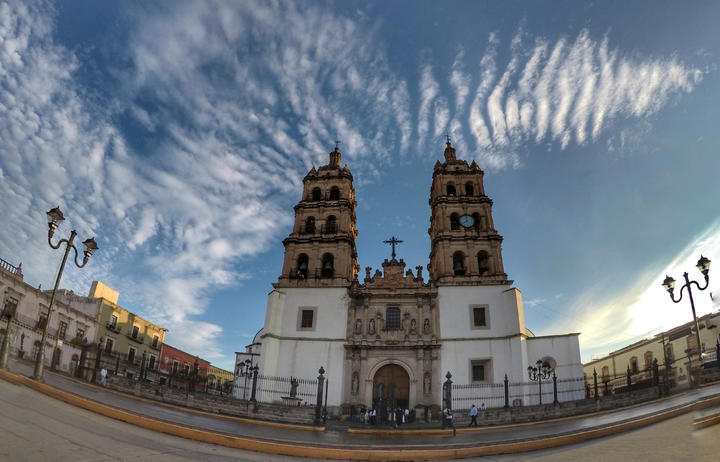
252 374 317 404
452 374 586 409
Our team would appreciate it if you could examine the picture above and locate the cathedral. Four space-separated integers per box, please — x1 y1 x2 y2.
256 141 582 412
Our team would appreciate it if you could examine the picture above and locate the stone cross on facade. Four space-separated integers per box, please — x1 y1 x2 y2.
383 236 403 259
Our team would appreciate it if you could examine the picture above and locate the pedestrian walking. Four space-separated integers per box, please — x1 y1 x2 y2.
100 367 107 387
442 405 456 436
468 404 478 427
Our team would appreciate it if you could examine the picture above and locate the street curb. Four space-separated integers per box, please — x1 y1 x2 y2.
694 410 720 430
0 367 712 460
42 367 324 433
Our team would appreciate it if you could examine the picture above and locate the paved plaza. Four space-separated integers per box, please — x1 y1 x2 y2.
1 378 719 462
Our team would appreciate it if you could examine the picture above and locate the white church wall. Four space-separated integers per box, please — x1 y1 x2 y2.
525 334 583 378
437 286 524 339
439 336 523 388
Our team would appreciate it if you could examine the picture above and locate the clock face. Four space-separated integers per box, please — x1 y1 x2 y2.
459 214 475 228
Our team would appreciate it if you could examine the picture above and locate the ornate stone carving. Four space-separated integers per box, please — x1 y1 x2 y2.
368 318 376 335
354 318 362 335
423 318 431 334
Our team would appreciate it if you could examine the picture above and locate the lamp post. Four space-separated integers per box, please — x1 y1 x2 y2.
33 207 98 382
528 359 551 405
239 359 252 400
662 255 711 370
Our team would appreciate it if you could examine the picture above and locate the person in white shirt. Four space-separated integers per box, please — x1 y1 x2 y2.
468 404 478 427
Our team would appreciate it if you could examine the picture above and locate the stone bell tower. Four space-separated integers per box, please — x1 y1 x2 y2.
275 145 360 288
427 140 508 285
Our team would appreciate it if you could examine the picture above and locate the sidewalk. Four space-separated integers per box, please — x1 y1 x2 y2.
2 358 719 460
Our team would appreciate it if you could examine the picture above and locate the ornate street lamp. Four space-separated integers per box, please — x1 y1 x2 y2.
528 359 552 405
239 358 252 400
662 255 711 370
33 207 98 381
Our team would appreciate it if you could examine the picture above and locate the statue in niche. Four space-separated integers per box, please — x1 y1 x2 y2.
351 373 359 394
368 318 376 335
290 378 299 398
410 318 417 334
423 373 431 394
354 318 362 335
423 318 431 334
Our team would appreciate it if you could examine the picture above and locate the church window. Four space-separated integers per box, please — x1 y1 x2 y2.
296 254 309 278
465 183 474 195
311 187 322 201
477 251 489 275
470 359 491 382
321 253 334 277
386 307 401 330
629 357 638 374
450 213 460 230
297 307 317 331
324 215 337 234
472 307 486 327
446 184 456 196
453 251 466 275
329 186 340 200
304 217 315 234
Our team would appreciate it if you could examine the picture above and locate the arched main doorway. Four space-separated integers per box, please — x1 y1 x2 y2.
373 364 410 412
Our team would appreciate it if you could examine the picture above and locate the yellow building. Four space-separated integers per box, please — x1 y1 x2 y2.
90 281 167 380
207 364 234 393
583 311 720 393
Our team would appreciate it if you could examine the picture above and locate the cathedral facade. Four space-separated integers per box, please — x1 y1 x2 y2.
257 142 582 412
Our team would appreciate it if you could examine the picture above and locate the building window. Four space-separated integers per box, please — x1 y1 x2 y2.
76 327 85 341
2 296 18 317
472 307 486 327
465 183 474 196
629 356 638 374
321 253 334 277
148 355 156 370
324 215 337 234
152 335 159 348
299 308 315 330
311 187 322 201
386 307 401 330
131 325 139 339
471 360 491 382
453 251 466 275
104 337 114 353
58 321 68 340
183 363 190 375
37 313 48 330
477 251 489 275
128 347 136 363
296 254 309 278
172 360 179 375
446 184 456 196
329 186 340 200
450 213 460 231
601 366 610 380
644 351 653 370
108 314 118 329
304 216 315 234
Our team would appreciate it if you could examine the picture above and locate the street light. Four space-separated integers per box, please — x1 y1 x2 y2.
662 255 711 370
239 359 252 400
528 359 551 405
33 206 98 381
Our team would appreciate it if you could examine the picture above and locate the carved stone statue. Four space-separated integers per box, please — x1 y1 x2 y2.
351 373 359 394
410 318 417 334
368 318 376 335
355 318 362 335
423 318 431 334
423 373 431 394
290 378 299 398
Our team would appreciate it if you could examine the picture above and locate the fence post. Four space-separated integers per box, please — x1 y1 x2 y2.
552 372 558 404
442 371 453 410
593 368 598 401
504 373 509 409
626 366 632 392
652 358 659 386
314 366 325 426
250 366 259 402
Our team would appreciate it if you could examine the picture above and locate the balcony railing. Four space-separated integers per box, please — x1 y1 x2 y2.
126 332 145 343
106 322 121 333
150 341 161 351
0 257 21 275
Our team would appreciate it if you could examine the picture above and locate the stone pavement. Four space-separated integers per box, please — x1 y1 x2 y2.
3 358 720 459
1 377 718 462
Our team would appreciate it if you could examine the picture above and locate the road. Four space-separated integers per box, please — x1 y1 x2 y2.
1 379 719 462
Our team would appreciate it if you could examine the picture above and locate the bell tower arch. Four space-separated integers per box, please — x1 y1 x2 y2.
427 140 509 285
276 146 359 288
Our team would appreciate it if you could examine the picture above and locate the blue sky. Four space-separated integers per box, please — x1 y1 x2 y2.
1 0 719 371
